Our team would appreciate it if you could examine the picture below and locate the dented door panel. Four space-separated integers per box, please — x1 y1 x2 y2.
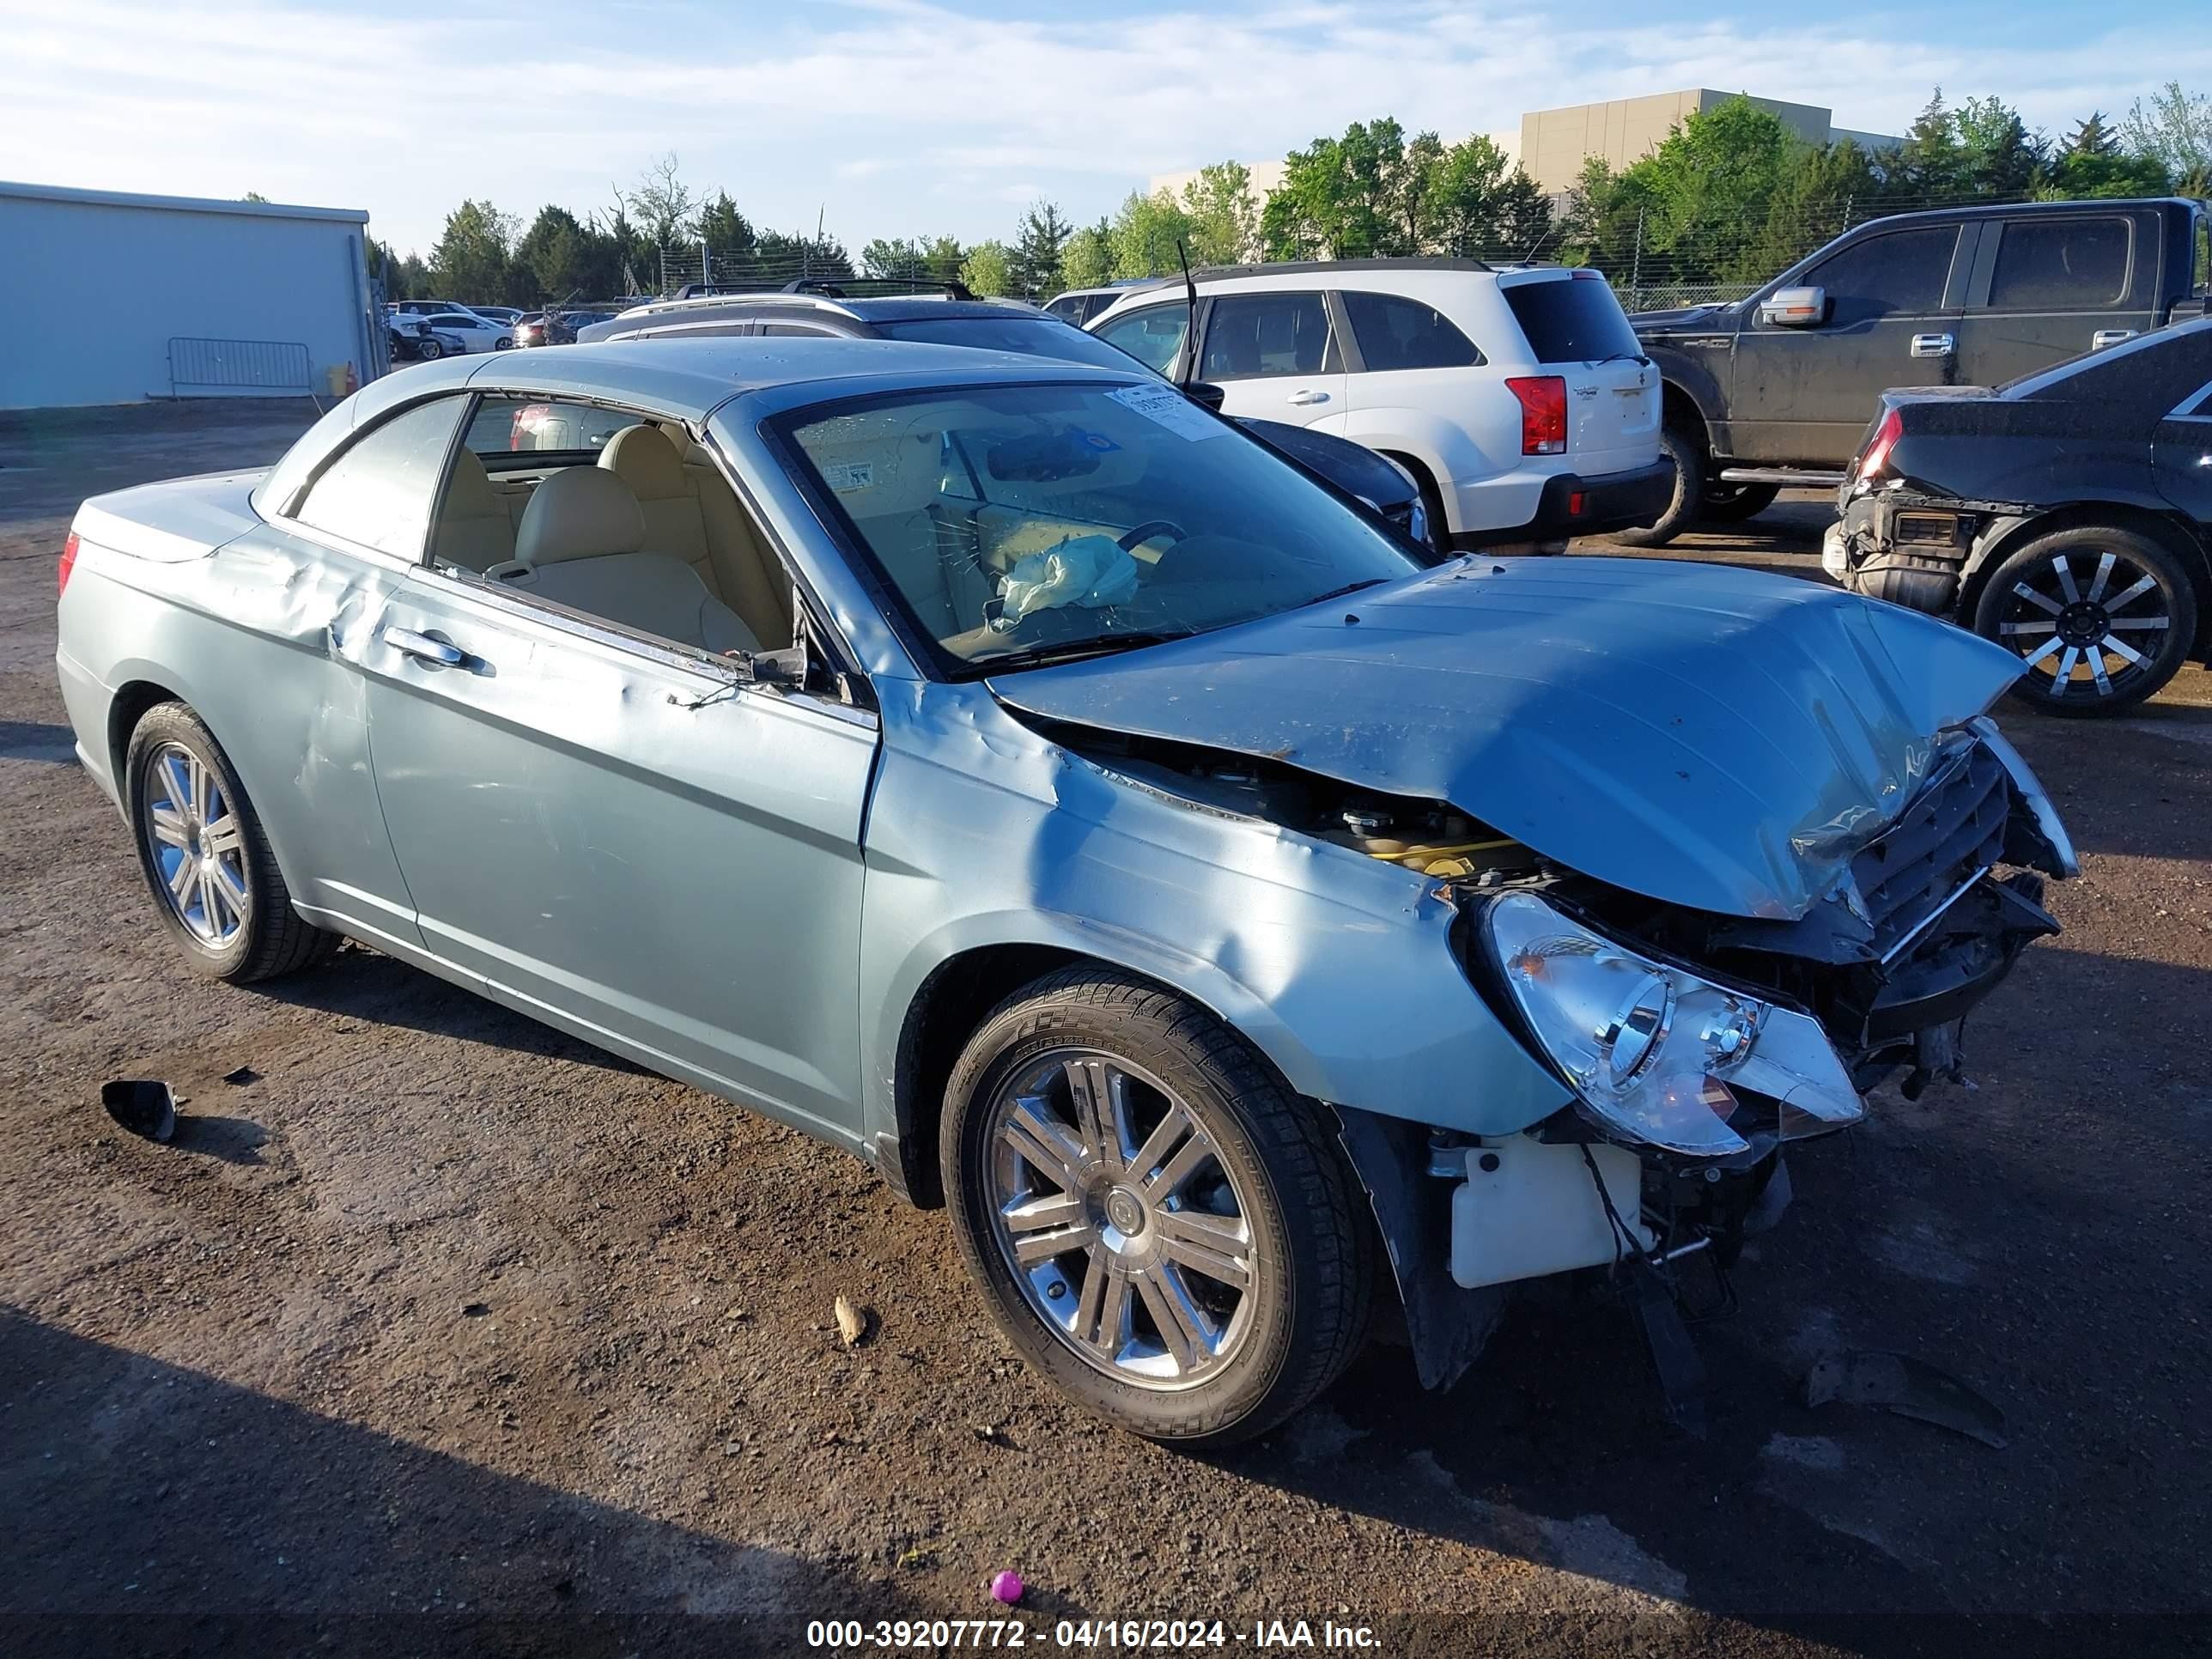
361 569 878 1143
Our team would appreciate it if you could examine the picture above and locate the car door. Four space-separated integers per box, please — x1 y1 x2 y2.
359 392 880 1143
1093 300 1194 380
1729 222 1968 465
2152 363 2212 526
222 392 475 950
1955 211 2158 389
1196 289 1347 428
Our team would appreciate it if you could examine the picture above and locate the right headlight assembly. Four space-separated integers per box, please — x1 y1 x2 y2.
1482 891 1863 1156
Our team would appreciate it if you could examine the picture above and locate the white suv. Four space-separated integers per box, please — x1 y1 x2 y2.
1087 261 1670 549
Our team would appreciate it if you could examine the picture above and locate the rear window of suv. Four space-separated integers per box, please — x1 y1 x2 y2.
1500 276 1642 363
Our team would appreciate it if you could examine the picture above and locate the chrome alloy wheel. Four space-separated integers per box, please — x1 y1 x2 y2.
1998 547 2172 702
984 1051 1256 1389
142 741 250 946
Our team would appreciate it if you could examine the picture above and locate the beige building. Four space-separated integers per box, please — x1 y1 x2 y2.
1519 90 1899 194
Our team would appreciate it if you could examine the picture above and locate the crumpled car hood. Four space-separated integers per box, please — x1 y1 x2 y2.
988 556 2024 921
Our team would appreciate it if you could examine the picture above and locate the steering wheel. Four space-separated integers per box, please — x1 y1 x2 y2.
1116 520 1188 553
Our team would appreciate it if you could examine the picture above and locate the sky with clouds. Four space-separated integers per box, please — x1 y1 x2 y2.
2 0 2205 256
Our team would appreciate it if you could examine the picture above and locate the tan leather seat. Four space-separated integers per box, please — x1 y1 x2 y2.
600 424 794 648
498 465 758 654
430 448 515 572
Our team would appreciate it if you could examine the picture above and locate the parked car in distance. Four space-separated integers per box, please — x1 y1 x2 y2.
1044 283 1151 326
57 338 2075 1445
513 308 619 348
415 311 513 353
1627 197 2211 544
469 306 524 325
582 291 1443 548
1825 315 2212 714
386 313 443 362
389 299 503 325
1087 260 1671 550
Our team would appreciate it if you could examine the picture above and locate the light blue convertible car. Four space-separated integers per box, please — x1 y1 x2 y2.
55 339 2076 1443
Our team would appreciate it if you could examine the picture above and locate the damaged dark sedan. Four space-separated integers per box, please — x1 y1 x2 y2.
1827 315 2212 713
57 338 2075 1445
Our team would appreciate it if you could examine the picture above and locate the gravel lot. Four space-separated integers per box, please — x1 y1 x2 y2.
3 403 2207 1657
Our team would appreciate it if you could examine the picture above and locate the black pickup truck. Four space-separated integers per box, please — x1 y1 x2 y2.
1623 197 2210 544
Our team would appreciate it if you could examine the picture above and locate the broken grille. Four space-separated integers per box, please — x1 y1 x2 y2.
1850 742 2010 961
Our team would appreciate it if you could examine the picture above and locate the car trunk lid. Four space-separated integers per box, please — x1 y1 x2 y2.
71 470 267 563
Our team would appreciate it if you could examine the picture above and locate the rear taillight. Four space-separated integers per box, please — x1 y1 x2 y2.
1506 375 1567 455
58 531 78 597
1856 408 1903 483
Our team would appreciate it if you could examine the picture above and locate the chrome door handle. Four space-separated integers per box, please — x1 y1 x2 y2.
2091 329 2136 349
381 625 467 667
1287 389 1330 405
1909 333 1954 358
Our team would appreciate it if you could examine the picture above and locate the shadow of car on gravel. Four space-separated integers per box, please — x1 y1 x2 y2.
0 1309 1060 1659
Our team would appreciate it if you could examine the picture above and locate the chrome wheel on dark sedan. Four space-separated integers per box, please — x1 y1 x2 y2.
1974 526 2197 716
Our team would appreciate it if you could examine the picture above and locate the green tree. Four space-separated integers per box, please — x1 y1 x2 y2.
2123 82 2212 188
622 151 696 248
1012 200 1074 300
1418 135 1550 258
1263 118 1422 258
1179 161 1260 265
1060 219 1113 289
428 199 520 302
1109 188 1194 278
861 237 924 279
1896 88 1968 197
2063 112 2119 159
1954 95 2043 197
514 206 590 302
1559 154 1655 275
696 191 754 262
919 234 966 285
1628 96 1799 284
755 228 852 283
366 237 413 298
961 240 1014 296
1747 137 1886 275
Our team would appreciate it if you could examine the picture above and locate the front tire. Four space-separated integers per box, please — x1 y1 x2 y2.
125 703 338 982
1610 423 1705 547
941 969 1372 1447
417 337 444 361
1971 525 2197 716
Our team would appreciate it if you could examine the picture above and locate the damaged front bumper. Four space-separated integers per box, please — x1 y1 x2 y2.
1826 487 2009 614
1352 721 2075 1391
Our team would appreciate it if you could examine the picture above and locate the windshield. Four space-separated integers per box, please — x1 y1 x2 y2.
781 380 1422 674
874 316 1146 374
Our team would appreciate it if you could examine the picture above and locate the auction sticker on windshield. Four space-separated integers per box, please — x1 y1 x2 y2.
821 461 875 492
1106 382 1229 441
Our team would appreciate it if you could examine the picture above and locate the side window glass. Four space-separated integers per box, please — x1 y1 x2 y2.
762 323 835 337
1340 290 1481 371
465 395 644 461
1802 228 1960 326
1200 292 1338 380
1987 218 2130 310
1095 304 1188 374
291 397 466 558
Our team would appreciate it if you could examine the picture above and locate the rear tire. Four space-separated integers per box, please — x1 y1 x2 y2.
940 968 1372 1447
1610 423 1705 547
417 337 444 362
125 703 338 982
1701 482 1780 522
1971 525 2197 717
